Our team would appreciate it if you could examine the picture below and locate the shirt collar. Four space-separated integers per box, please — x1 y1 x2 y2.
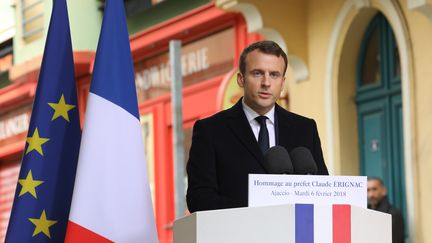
242 99 275 125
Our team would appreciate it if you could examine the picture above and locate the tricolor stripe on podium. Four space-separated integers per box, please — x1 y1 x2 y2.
294 204 351 243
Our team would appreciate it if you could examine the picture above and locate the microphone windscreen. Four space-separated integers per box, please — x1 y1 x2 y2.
290 147 318 175
263 146 294 174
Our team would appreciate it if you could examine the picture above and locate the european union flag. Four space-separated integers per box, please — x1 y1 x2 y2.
5 0 81 242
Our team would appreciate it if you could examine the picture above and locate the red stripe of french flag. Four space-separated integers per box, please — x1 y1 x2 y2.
333 204 351 243
66 221 113 243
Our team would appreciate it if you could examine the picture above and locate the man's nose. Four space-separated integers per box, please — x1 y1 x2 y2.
261 73 271 86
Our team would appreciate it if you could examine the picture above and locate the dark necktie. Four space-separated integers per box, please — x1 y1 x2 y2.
255 116 269 153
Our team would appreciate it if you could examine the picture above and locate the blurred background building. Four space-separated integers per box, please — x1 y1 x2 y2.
0 0 431 242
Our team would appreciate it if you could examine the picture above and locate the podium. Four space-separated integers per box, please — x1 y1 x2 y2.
173 204 391 243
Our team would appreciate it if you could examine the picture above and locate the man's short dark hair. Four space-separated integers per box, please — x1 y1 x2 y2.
368 176 385 186
239 40 288 76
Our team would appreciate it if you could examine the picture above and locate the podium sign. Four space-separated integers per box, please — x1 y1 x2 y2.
248 174 367 208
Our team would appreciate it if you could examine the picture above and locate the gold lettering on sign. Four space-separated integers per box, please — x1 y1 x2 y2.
0 113 30 140
134 28 234 102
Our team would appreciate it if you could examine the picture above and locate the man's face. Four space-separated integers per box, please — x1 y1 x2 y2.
237 50 286 115
367 179 387 207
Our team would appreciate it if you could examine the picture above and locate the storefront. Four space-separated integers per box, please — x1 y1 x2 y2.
0 3 263 242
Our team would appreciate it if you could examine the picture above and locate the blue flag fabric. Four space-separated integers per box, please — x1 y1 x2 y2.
5 0 81 242
90 0 139 119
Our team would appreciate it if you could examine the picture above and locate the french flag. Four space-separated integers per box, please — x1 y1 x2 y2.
294 204 390 243
65 0 158 242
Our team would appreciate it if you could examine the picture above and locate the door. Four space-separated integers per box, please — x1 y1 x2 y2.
356 13 407 237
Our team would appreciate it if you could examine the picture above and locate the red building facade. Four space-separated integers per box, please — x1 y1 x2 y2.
0 3 260 242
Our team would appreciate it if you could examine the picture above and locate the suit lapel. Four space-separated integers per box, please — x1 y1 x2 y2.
226 100 267 171
275 104 294 150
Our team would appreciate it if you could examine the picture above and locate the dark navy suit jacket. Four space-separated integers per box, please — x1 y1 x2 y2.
186 99 329 212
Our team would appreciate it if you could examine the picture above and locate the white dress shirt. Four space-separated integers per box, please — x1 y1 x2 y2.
242 100 276 148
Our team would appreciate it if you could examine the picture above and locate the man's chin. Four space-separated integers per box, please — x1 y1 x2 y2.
368 200 378 206
257 99 275 107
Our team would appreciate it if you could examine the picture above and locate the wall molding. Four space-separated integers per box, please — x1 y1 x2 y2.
215 0 309 81
408 0 432 22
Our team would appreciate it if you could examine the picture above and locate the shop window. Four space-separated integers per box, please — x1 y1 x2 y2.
21 0 44 42
360 21 380 87
140 113 156 208
98 0 165 16
0 39 13 88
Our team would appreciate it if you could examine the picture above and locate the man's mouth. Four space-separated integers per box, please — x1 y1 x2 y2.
258 92 272 98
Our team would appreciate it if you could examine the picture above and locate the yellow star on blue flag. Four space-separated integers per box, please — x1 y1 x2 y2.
48 94 76 122
5 0 81 242
29 210 58 238
18 170 44 199
26 128 50 155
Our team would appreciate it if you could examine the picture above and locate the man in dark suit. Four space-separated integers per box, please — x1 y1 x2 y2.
367 177 405 243
186 41 329 213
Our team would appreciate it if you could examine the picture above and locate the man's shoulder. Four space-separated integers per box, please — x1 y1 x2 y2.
276 105 315 124
197 106 236 126
376 197 403 216
388 204 403 217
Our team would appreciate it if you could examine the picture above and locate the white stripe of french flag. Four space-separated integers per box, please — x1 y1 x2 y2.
66 94 157 242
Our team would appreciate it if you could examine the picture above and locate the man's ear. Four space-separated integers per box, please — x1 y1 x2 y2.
382 186 388 196
281 76 286 94
237 72 244 87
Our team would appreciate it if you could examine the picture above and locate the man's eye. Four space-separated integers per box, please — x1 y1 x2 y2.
252 71 263 76
270 72 281 79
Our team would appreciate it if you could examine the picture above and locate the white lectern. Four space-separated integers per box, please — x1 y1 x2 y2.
173 204 391 243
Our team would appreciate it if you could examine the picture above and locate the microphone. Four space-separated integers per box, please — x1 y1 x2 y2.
290 147 318 175
263 146 294 174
